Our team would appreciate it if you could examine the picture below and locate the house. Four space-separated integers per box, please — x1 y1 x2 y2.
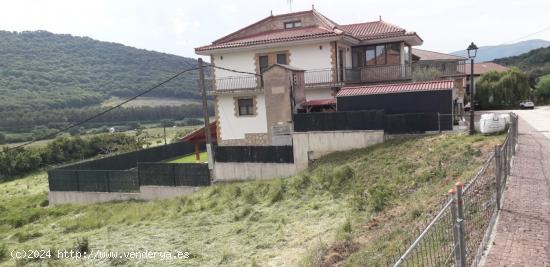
411 48 468 115
196 7 466 147
461 62 509 108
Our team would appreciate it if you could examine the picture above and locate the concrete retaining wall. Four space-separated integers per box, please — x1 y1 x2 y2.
213 130 384 181
293 130 384 171
49 185 200 205
214 162 297 182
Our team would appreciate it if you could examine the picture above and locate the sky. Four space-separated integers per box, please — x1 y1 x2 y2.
1 0 549 59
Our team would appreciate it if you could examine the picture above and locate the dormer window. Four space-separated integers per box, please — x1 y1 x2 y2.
284 21 302 29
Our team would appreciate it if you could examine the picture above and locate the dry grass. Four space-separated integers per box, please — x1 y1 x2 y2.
0 133 503 266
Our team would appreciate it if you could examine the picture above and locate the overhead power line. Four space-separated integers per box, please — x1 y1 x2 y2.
7 67 200 151
504 26 550 44
207 64 261 77
5 63 260 152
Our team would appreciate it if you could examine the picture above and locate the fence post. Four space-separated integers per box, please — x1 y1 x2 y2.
449 188 465 267
495 146 502 210
455 183 467 267
106 171 111 193
75 170 80 191
438 113 441 133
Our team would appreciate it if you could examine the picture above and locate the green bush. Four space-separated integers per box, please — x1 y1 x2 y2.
367 184 394 212
0 243 6 262
535 78 550 104
475 68 531 109
74 237 90 254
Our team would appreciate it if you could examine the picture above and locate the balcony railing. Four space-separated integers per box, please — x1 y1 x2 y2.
205 75 262 92
207 61 467 91
303 64 413 87
412 60 466 77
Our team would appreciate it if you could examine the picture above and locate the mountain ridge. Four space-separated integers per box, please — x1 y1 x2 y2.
450 39 550 62
0 30 201 112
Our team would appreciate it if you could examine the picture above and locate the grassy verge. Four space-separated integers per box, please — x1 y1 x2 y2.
166 152 208 163
0 133 503 266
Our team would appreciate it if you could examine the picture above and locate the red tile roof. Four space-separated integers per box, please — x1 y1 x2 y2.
462 62 508 76
197 26 338 51
338 21 405 40
196 10 421 52
303 98 337 106
337 80 454 97
412 48 466 61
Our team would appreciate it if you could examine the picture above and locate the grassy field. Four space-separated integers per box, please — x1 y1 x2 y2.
101 97 201 108
167 152 208 163
0 133 503 266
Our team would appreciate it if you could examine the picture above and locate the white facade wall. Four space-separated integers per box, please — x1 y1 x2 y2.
213 42 333 78
217 94 268 140
288 42 333 70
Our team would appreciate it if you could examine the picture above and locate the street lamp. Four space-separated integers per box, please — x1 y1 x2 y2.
467 42 478 135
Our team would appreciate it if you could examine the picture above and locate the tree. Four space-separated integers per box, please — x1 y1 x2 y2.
0 133 5 144
535 79 550 104
475 68 531 109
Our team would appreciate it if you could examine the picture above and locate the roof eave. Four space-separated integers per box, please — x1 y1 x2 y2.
357 32 423 46
195 35 348 55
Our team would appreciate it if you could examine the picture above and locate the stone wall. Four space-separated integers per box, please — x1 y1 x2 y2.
218 133 270 146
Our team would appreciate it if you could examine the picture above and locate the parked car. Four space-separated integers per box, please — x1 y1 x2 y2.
519 100 535 109
479 113 506 135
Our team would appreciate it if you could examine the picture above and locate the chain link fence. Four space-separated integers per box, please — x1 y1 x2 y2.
393 113 518 267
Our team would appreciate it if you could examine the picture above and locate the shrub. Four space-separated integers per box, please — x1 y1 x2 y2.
535 78 550 104
74 237 90 254
0 243 6 262
412 67 442 82
367 184 393 212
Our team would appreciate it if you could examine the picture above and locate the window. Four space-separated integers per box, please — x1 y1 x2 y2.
259 55 269 73
386 43 401 65
352 43 402 67
375 45 386 65
404 45 411 65
237 98 254 116
365 47 376 65
276 53 287 65
284 21 302 29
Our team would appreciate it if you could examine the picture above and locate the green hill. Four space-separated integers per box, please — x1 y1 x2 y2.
0 30 201 113
450 39 550 62
0 133 502 266
493 45 550 72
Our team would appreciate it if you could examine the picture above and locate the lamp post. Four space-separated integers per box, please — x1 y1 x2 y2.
467 42 478 135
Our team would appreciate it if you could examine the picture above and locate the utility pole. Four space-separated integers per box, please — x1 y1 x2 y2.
198 58 214 170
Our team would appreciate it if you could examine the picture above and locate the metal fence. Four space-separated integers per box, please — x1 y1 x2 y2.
393 113 518 267
214 145 294 163
294 111 460 134
138 163 210 186
48 142 209 192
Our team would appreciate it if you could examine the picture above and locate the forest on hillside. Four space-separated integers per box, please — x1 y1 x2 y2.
0 30 202 113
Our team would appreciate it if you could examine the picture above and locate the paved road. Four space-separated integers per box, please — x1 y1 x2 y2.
511 106 550 139
483 106 550 266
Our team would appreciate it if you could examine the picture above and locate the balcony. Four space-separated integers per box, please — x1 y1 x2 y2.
206 61 466 93
205 75 263 94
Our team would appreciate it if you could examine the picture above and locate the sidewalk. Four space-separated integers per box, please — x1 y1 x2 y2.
484 119 550 266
